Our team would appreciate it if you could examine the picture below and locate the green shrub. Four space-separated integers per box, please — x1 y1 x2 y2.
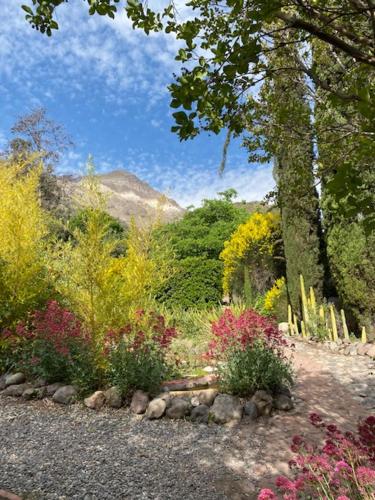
108 338 169 396
106 311 177 396
209 308 293 396
157 256 223 309
219 342 293 396
9 301 100 394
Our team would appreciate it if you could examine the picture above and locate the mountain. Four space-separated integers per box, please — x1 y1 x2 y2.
61 169 185 226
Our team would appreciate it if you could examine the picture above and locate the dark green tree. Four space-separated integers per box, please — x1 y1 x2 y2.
314 41 375 334
244 41 326 311
156 196 249 308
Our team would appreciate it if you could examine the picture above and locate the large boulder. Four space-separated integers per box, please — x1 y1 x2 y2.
145 398 166 419
166 398 190 419
104 386 122 409
52 385 77 405
273 394 294 411
0 375 6 391
130 390 149 414
252 390 273 416
2 384 31 397
5 373 26 387
84 391 106 410
209 394 243 425
190 405 209 424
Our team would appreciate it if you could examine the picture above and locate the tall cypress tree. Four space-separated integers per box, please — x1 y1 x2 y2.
245 39 325 311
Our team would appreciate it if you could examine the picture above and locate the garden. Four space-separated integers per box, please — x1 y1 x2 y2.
1 153 374 499
1 0 375 498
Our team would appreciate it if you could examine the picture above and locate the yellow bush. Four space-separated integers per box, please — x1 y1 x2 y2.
264 277 286 313
52 162 172 347
0 157 49 327
220 212 280 294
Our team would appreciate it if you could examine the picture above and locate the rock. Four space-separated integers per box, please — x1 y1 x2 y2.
33 377 47 388
198 388 218 407
166 398 191 419
155 392 172 408
145 398 166 419
2 383 31 397
278 322 289 335
348 344 359 356
23 387 47 400
191 396 200 407
161 375 217 392
357 343 370 356
5 373 25 387
104 386 122 408
45 383 64 397
273 394 294 411
366 344 375 358
190 405 209 424
84 391 105 410
276 385 292 398
52 385 77 405
0 374 6 391
203 366 215 374
252 390 273 416
130 390 149 414
243 401 258 420
169 388 218 407
209 394 243 425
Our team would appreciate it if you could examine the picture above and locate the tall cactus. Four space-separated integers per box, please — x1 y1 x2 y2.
329 304 338 341
341 309 350 341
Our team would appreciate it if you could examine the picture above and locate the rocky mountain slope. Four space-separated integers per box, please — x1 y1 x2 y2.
61 170 185 226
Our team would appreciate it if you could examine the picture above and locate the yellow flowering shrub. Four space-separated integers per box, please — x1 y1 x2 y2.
52 164 172 347
264 277 286 313
0 157 49 327
220 212 281 294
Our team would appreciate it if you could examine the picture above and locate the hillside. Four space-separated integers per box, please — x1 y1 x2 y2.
61 169 185 226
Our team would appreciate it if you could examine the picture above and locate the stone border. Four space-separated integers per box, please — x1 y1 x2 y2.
291 336 375 358
0 372 295 426
279 323 375 358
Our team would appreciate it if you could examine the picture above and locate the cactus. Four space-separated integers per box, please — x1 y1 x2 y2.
300 274 309 326
341 309 350 341
309 287 317 314
361 326 367 344
301 320 307 338
329 304 338 341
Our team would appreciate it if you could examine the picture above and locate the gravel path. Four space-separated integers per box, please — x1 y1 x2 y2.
1 341 374 500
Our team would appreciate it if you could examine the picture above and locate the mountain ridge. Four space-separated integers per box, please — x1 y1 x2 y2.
60 169 185 226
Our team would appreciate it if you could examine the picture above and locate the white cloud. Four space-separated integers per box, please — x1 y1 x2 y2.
0 1 183 107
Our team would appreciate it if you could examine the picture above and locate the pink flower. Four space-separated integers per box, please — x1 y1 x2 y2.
336 496 350 500
334 460 351 473
356 465 375 486
257 488 277 500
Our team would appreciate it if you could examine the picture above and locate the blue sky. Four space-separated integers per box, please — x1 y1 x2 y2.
0 1 274 207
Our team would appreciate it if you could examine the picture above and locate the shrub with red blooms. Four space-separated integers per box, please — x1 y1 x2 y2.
208 308 288 359
4 301 99 392
105 310 178 397
258 413 375 500
207 308 293 396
